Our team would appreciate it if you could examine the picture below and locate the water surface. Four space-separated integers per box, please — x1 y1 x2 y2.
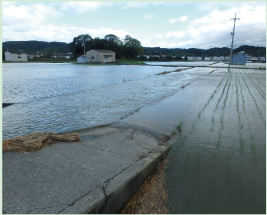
3 63 211 140
125 68 266 213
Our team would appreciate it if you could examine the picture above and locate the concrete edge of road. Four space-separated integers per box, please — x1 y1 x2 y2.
60 140 174 214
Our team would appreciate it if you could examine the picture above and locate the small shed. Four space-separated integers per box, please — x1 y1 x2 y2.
232 52 247 65
86 49 115 63
77 55 87 63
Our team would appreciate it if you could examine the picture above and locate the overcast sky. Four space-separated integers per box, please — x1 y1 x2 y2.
2 1 266 49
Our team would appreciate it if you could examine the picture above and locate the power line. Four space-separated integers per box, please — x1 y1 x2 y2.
228 13 240 71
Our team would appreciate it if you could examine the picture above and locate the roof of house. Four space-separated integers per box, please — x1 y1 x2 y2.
232 52 247 56
6 51 27 54
89 49 115 53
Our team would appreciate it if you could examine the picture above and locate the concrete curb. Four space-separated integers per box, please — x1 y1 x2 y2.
60 141 174 214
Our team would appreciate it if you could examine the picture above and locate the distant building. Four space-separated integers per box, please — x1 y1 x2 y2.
27 51 43 59
5 51 28 62
188 56 195 60
212 56 224 61
77 55 87 63
86 49 115 63
232 52 247 65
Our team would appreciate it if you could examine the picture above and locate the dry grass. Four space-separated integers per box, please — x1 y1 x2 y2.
156 71 172 75
156 67 192 75
120 157 172 214
3 132 81 153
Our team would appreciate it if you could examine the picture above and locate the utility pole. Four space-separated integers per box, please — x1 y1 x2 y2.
228 13 240 71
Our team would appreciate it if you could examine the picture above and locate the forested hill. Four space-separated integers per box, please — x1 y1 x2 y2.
2 40 266 57
2 41 69 53
143 45 266 57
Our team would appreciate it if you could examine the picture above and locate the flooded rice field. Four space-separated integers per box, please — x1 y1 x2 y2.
3 63 205 140
166 69 266 214
146 61 266 69
125 67 266 213
3 63 265 213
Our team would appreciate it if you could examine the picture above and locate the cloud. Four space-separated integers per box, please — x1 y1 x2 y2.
60 2 112 15
2 2 265 49
121 2 151 9
2 3 62 28
180 15 189 22
145 13 154 19
166 31 185 39
2 24 131 43
169 15 189 24
121 2 187 9
138 3 265 49
169 18 179 24
155 34 163 38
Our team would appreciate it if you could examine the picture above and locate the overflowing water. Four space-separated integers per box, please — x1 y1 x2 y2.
124 68 266 213
3 63 211 140
3 63 266 213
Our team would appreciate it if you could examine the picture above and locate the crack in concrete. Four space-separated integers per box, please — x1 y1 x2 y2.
57 162 138 214
98 180 111 214
26 203 69 214
57 186 101 214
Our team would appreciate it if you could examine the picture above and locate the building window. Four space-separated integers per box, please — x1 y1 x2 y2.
91 56 94 59
18 56 21 58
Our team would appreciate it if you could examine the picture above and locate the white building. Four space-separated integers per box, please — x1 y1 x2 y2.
212 56 224 61
77 55 87 63
5 51 28 62
188 56 195 60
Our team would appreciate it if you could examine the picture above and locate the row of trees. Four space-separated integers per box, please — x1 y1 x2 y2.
69 34 143 59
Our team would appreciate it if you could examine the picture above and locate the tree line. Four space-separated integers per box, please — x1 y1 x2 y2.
69 34 143 59
3 39 265 60
142 45 266 57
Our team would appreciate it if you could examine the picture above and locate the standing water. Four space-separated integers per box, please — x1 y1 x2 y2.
164 69 266 213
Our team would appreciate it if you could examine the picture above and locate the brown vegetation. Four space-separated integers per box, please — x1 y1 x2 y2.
156 71 172 75
3 132 80 153
156 67 192 75
120 157 172 214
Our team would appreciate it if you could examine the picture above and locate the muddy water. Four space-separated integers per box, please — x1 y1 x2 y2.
124 68 266 213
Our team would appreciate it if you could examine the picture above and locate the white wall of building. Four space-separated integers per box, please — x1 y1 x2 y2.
5 51 28 61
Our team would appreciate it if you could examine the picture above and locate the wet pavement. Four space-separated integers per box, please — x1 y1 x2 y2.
2 123 176 214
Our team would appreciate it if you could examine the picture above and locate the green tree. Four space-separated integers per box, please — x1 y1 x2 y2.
2 49 5 61
184 56 188 61
174 56 182 61
166 55 173 61
104 34 123 59
123 35 143 58
69 34 92 57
